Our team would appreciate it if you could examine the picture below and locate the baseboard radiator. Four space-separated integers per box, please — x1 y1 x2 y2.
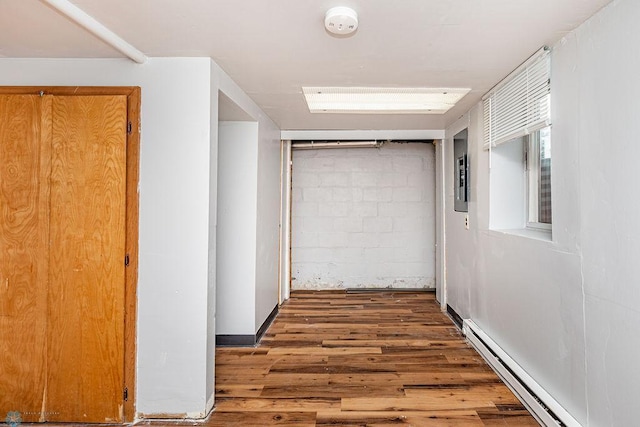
463 320 581 427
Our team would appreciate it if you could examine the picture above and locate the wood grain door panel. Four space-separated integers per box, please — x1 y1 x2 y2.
0 95 52 422
46 96 127 423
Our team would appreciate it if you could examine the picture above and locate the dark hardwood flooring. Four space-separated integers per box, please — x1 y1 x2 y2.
208 290 539 426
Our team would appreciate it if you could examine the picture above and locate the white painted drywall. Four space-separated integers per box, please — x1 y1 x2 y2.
254 120 282 331
205 82 219 411
216 121 259 335
443 0 640 424
209 62 281 399
489 138 526 230
0 57 213 416
291 143 435 289
569 1 640 424
214 59 282 338
0 57 283 418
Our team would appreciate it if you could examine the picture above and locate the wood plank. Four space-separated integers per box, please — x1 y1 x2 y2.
0 94 52 423
316 410 485 426
189 290 538 426
206 411 316 426
46 95 128 423
123 86 141 422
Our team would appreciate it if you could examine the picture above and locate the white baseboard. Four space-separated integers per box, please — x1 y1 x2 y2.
463 319 581 427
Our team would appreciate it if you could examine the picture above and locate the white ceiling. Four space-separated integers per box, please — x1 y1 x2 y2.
0 0 612 130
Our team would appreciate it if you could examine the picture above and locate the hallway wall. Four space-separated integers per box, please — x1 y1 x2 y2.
291 142 435 289
443 0 640 425
0 57 282 419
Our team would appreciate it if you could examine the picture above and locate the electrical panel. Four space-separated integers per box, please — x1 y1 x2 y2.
454 129 469 212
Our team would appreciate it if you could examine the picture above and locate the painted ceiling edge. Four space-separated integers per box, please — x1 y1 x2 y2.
39 0 147 64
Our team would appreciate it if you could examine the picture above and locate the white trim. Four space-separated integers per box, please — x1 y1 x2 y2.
463 320 581 427
279 140 292 303
291 140 381 150
281 129 444 141
434 139 447 310
40 0 148 64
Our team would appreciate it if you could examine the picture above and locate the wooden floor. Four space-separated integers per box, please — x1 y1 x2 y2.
204 290 538 426
137 290 537 426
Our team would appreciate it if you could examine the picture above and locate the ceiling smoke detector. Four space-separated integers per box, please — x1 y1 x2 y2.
324 7 358 36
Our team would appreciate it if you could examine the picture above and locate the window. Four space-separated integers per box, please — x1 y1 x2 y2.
485 47 552 235
526 126 552 229
483 48 550 148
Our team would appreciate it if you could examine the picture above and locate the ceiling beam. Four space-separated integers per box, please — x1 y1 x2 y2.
40 0 147 64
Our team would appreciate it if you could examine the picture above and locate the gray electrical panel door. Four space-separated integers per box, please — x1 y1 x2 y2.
453 129 469 212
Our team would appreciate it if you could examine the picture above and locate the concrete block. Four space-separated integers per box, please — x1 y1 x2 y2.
364 188 393 202
301 216 335 232
292 187 303 201
332 247 364 262
404 202 432 218
393 217 426 232
352 172 379 187
393 156 423 172
379 202 407 217
392 187 422 202
319 172 349 187
292 201 318 217
363 217 393 233
379 232 412 248
296 156 335 172
317 232 349 248
291 231 319 248
363 247 392 262
334 156 365 172
303 188 332 202
333 217 363 232
293 247 334 263
348 232 380 248
332 188 352 201
407 172 428 187
378 172 408 187
291 142 435 290
318 202 350 217
294 172 320 187
363 157 394 172
351 202 378 217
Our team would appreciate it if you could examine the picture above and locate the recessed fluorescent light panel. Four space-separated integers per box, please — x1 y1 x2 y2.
302 87 470 114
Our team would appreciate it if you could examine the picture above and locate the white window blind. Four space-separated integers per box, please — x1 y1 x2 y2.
483 48 551 149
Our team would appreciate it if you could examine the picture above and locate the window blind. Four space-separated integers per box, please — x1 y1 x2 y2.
483 48 551 149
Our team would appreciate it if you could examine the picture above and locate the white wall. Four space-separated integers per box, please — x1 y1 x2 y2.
291 143 436 289
570 0 640 424
0 57 213 416
214 60 282 337
443 0 640 425
0 57 282 418
254 120 282 331
216 121 259 335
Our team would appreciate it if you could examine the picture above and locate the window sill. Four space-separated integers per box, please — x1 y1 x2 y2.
490 227 552 242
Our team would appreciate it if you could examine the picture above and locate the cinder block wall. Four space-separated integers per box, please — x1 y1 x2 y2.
291 142 435 289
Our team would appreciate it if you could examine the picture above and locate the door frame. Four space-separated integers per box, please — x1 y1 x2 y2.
0 86 141 423
278 139 292 304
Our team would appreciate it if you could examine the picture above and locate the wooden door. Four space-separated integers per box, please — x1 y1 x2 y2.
0 94 129 423
46 96 128 423
0 94 52 423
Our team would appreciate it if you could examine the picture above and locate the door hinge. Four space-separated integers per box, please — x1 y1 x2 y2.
124 254 130 267
123 387 128 401
127 121 132 135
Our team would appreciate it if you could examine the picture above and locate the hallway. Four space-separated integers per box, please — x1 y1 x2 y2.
209 291 538 426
